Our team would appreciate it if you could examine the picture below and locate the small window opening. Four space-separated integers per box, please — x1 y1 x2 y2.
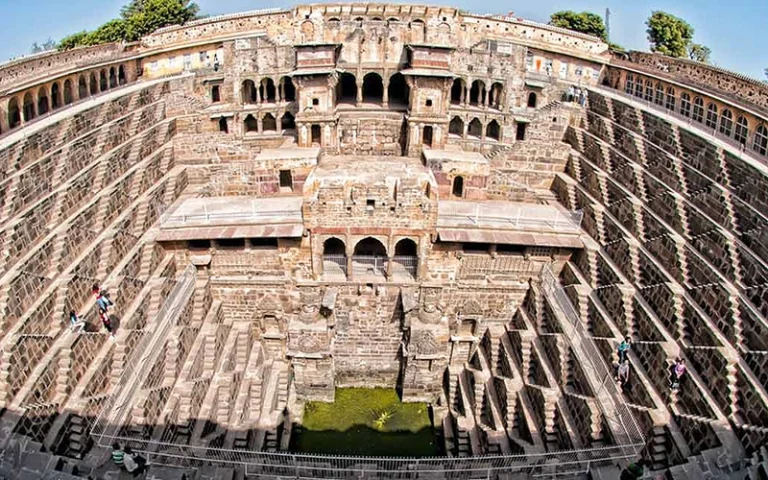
516 122 527 141
452 176 464 197
425 99 433 107
250 238 278 249
279 170 293 189
312 97 320 106
188 239 211 250
211 85 221 102
218 117 229 133
217 238 245 249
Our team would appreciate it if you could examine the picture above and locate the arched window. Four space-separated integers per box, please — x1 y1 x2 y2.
22 92 35 121
634 79 643 97
719 109 733 137
680 93 691 117
625 74 634 94
218 117 229 133
353 237 388 278
654 82 664 106
490 82 503 109
644 80 653 101
281 77 296 102
323 238 347 278
262 113 277 132
527 92 537 108
37 87 49 115
392 238 418 279
452 176 464 197
468 118 482 138
665 87 675 111
78 76 87 99
281 112 295 130
387 72 409 106
692 97 704 123
449 116 464 136
109 67 117 88
89 73 98 95
469 80 485 106
63 80 73 105
51 83 61 109
753 125 768 156
734 116 749 146
118 65 127 85
450 78 464 104
486 120 500 140
362 72 384 104
337 73 357 104
705 103 718 129
242 80 257 103
260 78 276 103
99 70 108 91
8 98 21 129
244 114 258 133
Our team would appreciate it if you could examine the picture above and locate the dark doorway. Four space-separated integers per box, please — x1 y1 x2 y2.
281 112 295 130
338 73 357 104
362 73 384 104
260 78 276 103
263 113 277 132
527 92 537 108
51 83 61 109
282 77 296 101
22 93 35 122
118 65 127 85
63 80 73 105
450 78 463 104
37 88 49 115
89 73 98 95
311 124 322 145
422 125 433 147
78 76 88 99
452 176 464 197
99 70 108 91
486 120 500 141
469 80 485 106
8 98 21 129
211 85 221 102
449 117 464 136
219 117 229 133
244 114 258 133
387 73 409 106
516 122 527 141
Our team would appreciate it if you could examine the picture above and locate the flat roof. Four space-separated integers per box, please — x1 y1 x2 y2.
254 147 321 163
437 200 583 236
423 149 488 165
308 155 433 184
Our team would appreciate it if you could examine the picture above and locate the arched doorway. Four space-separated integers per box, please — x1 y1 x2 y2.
451 78 464 104
387 73 409 106
109 67 117 88
78 76 87 99
99 70 108 91
322 238 347 278
242 80 257 104
22 92 35 122
63 80 73 105
37 87 49 115
281 112 295 131
392 238 418 279
490 82 503 109
422 125 433 147
486 120 500 141
362 73 384 104
337 73 357 105
8 98 21 129
118 65 127 85
353 237 387 278
527 92 537 108
468 118 482 139
262 113 277 132
51 83 61 109
281 77 296 102
260 78 276 103
244 114 258 133
218 117 228 133
449 116 464 137
469 80 485 106
89 73 98 95
452 176 464 198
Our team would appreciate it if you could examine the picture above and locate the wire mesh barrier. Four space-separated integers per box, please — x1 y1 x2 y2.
322 254 347 278
459 254 538 279
440 208 583 232
160 209 302 225
391 255 418 279
90 264 197 441
351 255 387 278
541 266 646 454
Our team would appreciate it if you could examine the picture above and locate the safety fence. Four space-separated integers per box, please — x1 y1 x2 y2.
160 209 302 225
440 208 583 232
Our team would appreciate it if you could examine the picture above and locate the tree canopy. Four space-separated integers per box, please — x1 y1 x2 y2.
645 11 695 58
687 43 711 63
57 0 200 50
549 11 608 41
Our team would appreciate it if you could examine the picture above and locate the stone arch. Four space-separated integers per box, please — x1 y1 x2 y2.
37 87 49 115
719 109 733 137
260 78 276 103
338 72 357 104
387 72 409 106
353 237 387 256
8 98 21 129
625 73 635 94
99 69 108 91
244 114 258 133
527 91 537 108
323 237 346 255
362 72 384 104
754 124 768 156
680 93 691 117
654 82 664 105
634 78 643 97
705 103 718 129
63 79 74 105
468 118 482 138
51 83 61 109
469 80 485 106
692 97 704 122
735 116 749 145
490 82 503 109
118 65 127 85
281 112 295 130
449 116 464 136
78 75 88 99
300 20 315 42
281 76 296 102
262 113 277 132
644 79 653 101
242 79 257 103
486 120 500 140
328 17 341 28
89 73 98 95
109 67 117 88
437 22 451 33
22 92 35 122
394 238 417 256
665 86 676 110
410 19 425 42
450 78 465 104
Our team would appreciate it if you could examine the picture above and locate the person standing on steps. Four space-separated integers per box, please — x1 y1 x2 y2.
100 307 115 341
617 336 632 362
69 310 86 333
111 443 125 469
93 283 114 311
616 359 630 392
670 358 686 389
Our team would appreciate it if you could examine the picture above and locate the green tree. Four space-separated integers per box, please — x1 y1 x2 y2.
122 0 199 40
31 38 57 53
646 11 694 57
58 31 90 50
86 19 128 45
549 11 608 41
687 43 711 63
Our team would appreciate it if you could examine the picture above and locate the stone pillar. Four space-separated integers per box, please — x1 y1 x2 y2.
382 79 389 107
463 85 469 107
257 118 263 134
356 80 363 106
462 120 468 139
346 241 354 281
483 86 489 109
481 121 487 141
0 99 8 133
278 80 283 102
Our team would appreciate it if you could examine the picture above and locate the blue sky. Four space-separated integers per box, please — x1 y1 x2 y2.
0 0 765 80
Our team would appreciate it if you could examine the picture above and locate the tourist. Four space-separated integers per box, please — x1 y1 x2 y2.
617 359 630 389
567 85 575 102
111 443 125 469
617 336 632 362
123 446 146 475
93 283 114 311
69 310 85 333
579 89 588 107
670 358 686 390
100 308 115 340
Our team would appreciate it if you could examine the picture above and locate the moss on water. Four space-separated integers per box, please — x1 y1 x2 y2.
292 388 438 457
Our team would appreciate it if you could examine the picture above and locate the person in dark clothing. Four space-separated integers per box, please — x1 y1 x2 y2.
111 443 125 469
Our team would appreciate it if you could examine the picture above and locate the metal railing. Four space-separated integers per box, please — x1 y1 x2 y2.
91 264 197 440
322 254 347 277
541 266 645 453
161 208 302 226
391 255 418 279
351 255 387 278
459 254 538 279
440 208 583 232
593 86 765 164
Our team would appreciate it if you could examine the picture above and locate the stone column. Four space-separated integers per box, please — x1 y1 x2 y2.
483 86 489 109
0 99 8 133
462 85 469 107
356 80 363 106
278 80 283 103
462 120 468 139
256 80 262 104
481 121 487 141
257 118 263 134
382 78 389 108
386 256 393 279
346 241 354 281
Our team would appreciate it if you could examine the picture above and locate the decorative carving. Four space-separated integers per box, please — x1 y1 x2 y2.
460 299 484 316
418 303 442 324
412 331 441 356
297 334 324 353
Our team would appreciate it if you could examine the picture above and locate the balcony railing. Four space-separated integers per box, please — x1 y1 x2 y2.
161 209 302 226
440 208 583 231
322 254 347 279
391 255 418 279
351 255 386 278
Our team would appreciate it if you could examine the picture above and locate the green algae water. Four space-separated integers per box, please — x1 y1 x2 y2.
291 388 439 457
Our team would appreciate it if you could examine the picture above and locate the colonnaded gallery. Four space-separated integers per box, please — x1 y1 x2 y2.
0 3 767 479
